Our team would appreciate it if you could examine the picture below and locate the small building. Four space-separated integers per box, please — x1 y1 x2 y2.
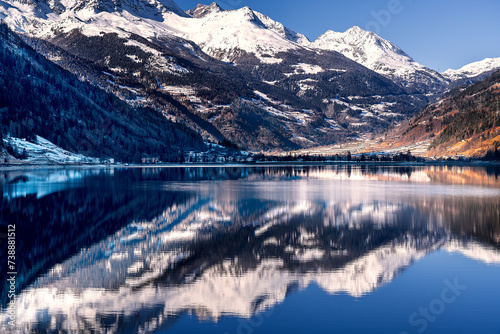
141 155 159 164
100 157 115 164
215 156 226 163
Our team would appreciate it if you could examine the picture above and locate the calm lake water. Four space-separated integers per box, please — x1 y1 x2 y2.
1 165 499 334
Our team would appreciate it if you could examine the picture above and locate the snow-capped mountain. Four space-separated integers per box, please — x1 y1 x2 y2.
186 0 310 51
4 0 305 62
4 0 496 153
73 0 188 17
2 0 427 151
187 2 308 44
9 0 188 17
306 26 448 92
0 22 202 161
166 4 308 62
1 0 306 64
179 5 441 94
186 2 222 18
442 57 500 81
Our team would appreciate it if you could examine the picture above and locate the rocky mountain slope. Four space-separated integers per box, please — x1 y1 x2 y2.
1 0 499 153
373 69 500 158
0 0 436 151
443 57 500 82
179 2 309 62
306 26 448 93
0 23 203 162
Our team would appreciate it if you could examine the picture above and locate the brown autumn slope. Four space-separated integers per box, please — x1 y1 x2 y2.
372 69 500 158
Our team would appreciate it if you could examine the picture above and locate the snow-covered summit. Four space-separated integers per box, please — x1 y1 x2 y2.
185 2 223 18
1 0 306 62
442 57 500 81
6 0 188 19
252 10 309 45
161 4 309 62
176 4 310 61
68 0 188 17
305 26 447 91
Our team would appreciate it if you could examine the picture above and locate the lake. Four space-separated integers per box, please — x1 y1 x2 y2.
1 165 499 334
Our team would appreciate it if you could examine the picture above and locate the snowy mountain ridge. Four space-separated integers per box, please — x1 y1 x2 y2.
305 26 448 92
1 0 499 153
2 0 497 87
0 0 306 62
185 2 223 18
7 0 188 17
2 0 498 86
166 4 309 62
442 57 500 81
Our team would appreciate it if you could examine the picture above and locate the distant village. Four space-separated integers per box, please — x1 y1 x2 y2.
124 149 431 165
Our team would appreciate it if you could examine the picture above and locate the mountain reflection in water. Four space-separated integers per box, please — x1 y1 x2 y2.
0 165 499 333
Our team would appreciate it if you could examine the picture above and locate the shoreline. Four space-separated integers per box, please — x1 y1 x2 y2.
0 160 499 172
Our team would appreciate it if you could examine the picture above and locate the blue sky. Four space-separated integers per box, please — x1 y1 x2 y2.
177 0 500 71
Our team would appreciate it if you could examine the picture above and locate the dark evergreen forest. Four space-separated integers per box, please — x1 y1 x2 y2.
0 23 204 162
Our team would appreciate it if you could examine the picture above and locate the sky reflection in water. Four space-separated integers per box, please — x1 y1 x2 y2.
0 165 499 334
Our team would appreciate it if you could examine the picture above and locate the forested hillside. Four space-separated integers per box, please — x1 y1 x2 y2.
376 69 500 158
0 23 203 162
428 70 500 155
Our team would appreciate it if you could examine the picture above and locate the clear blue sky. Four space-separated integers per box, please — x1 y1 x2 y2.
177 0 500 72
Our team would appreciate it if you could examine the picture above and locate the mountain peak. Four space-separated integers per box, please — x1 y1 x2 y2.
238 6 257 19
309 25 447 91
443 57 500 81
346 26 367 34
186 2 223 18
172 4 307 62
8 0 65 15
313 26 403 56
314 26 374 44
69 0 188 18
345 26 379 39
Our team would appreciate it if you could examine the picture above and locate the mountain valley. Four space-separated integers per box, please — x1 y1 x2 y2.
0 0 499 159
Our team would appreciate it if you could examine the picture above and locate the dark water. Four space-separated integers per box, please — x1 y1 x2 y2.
0 165 499 334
